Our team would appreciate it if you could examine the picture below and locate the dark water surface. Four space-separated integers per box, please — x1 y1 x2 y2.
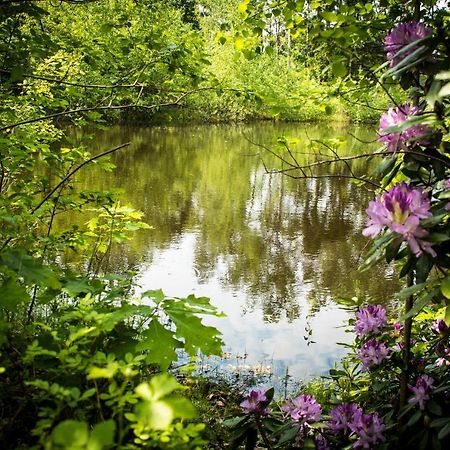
74 122 400 383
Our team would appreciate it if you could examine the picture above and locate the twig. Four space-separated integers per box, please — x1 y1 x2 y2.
31 142 130 214
0 86 227 132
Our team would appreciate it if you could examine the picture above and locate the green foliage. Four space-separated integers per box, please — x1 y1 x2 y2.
221 1 450 449
0 261 222 447
0 1 228 448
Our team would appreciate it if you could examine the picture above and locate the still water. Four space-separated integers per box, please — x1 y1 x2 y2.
75 122 400 384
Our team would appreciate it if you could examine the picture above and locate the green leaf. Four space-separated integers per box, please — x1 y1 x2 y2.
441 277 450 299
320 11 340 22
407 410 422 427
399 256 416 278
331 61 347 78
386 240 402 264
427 400 442 416
396 282 427 299
1 250 60 289
87 420 116 450
136 320 182 370
0 277 30 311
223 416 248 428
430 418 450 428
398 289 439 322
438 422 450 440
87 361 119 379
426 233 450 243
52 420 89 447
164 305 223 356
134 375 195 431
136 374 182 402
416 253 433 283
445 302 450 327
141 289 165 304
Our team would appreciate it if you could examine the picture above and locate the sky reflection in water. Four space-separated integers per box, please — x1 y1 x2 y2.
77 123 400 382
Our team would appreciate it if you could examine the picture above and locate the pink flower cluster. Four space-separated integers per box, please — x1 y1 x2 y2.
408 374 434 410
328 403 385 449
378 103 431 152
358 339 390 370
240 389 268 415
282 394 322 423
445 179 450 211
384 21 431 67
363 183 435 257
431 319 449 336
355 305 388 337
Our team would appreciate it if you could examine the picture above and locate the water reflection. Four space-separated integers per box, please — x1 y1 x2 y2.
73 123 400 379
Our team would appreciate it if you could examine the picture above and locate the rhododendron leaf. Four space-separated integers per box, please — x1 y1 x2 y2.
407 410 422 426
416 253 433 283
441 277 450 299
438 422 450 440
265 387 274 402
397 282 427 299
399 256 416 278
399 288 440 321
386 240 402 263
426 233 450 243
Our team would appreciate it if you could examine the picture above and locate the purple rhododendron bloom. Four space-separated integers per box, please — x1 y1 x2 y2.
431 319 449 336
363 183 436 257
379 104 431 152
240 389 268 414
328 402 363 435
349 412 386 449
392 322 403 336
408 374 434 410
445 179 450 211
436 346 450 367
358 339 390 370
384 21 432 67
315 435 330 450
282 394 322 423
355 305 387 336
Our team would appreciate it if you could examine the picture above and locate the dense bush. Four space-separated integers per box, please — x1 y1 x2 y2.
225 2 450 449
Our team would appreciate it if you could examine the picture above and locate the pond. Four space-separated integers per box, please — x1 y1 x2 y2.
73 122 400 386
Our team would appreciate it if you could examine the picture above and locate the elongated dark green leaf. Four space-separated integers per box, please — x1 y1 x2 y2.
398 287 440 321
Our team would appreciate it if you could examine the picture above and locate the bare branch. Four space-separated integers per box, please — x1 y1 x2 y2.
31 142 130 214
0 66 163 89
0 87 216 132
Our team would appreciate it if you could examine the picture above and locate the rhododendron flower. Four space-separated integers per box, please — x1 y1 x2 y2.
355 305 387 336
379 104 431 152
445 179 450 211
431 319 449 336
328 402 363 435
358 339 390 370
436 346 450 367
282 394 321 423
240 389 268 414
363 183 436 257
408 374 434 410
349 412 386 449
384 21 432 67
392 322 403 336
315 435 330 450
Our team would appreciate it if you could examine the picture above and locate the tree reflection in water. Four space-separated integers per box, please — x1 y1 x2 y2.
64 123 400 378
